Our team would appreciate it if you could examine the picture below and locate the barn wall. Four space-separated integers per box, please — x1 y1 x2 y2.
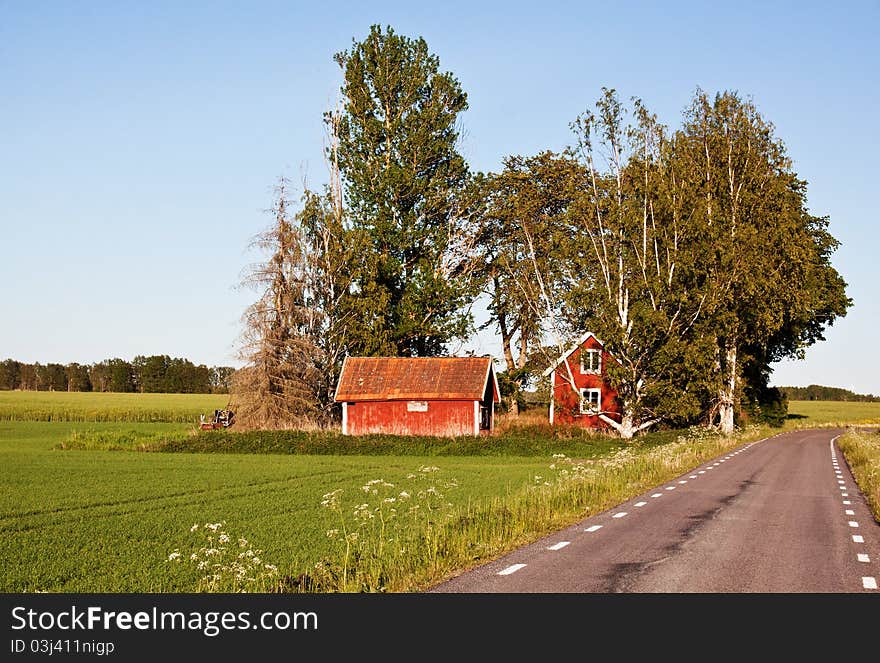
344 400 478 437
551 340 622 428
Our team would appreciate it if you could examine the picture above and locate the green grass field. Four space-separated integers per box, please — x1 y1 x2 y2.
2 393 878 592
0 420 563 591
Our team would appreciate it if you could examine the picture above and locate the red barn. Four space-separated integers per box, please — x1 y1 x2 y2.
334 356 501 437
542 332 622 428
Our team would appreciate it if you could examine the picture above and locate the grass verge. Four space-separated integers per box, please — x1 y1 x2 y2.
837 428 880 523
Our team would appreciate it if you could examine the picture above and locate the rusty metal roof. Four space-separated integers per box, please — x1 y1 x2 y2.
334 356 500 402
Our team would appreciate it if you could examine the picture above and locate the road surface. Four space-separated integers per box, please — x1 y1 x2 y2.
430 428 879 592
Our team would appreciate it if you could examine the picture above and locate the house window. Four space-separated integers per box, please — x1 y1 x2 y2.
580 388 601 415
580 349 602 374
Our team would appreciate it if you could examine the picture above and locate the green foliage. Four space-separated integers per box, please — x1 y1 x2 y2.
741 385 788 428
675 90 850 427
481 87 850 435
472 153 581 377
332 25 474 357
0 356 233 393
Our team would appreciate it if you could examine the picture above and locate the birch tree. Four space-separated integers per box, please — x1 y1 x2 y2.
557 89 709 438
677 90 850 432
473 153 580 414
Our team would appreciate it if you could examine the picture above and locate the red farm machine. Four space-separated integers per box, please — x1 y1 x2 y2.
199 408 235 430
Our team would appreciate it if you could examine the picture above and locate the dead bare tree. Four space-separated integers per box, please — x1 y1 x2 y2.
231 176 325 429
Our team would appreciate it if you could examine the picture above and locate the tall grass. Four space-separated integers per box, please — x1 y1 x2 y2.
838 429 880 522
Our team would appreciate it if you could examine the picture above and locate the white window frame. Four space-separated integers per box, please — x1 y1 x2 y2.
580 349 602 374
580 388 601 415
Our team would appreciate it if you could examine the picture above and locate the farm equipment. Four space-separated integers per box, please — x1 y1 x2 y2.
199 408 235 430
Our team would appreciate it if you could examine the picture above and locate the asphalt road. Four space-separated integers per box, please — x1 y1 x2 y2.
430 428 880 592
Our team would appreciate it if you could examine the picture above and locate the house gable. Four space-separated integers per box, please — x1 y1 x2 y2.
544 333 621 428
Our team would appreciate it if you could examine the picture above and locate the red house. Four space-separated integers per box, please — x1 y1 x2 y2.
334 356 501 437
542 332 622 428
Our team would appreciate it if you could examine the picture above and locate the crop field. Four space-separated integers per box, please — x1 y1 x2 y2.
2 393 877 593
0 391 228 423
1 420 559 591
786 400 880 427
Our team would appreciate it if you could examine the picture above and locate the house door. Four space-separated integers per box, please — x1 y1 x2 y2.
480 403 492 430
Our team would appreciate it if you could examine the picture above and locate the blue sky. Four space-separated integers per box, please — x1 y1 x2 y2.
2 1 878 393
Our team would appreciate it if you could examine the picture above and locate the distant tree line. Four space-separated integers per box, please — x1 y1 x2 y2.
0 357 235 394
779 385 880 402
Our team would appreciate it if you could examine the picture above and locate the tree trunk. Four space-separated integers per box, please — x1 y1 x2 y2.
508 398 519 417
717 340 737 434
617 412 635 440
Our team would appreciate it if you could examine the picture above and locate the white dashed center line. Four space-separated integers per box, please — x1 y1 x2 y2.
651 493 662 498
846 510 855 515
498 564 526 576
849 521 860 528
678 480 687 484
843 500 851 505
613 512 628 518
863 577 878 590
665 486 675 491
635 501 647 507
842 493 849 497
857 554 870 563
698 471 705 474
853 535 864 543
585 525 602 533
547 541 570 551
689 475 697 479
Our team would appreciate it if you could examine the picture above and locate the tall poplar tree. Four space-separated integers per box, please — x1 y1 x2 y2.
331 25 474 357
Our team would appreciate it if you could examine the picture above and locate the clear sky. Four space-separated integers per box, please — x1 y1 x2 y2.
2 1 877 393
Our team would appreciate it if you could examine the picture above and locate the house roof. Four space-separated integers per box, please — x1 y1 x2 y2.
541 332 604 377
334 356 500 402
